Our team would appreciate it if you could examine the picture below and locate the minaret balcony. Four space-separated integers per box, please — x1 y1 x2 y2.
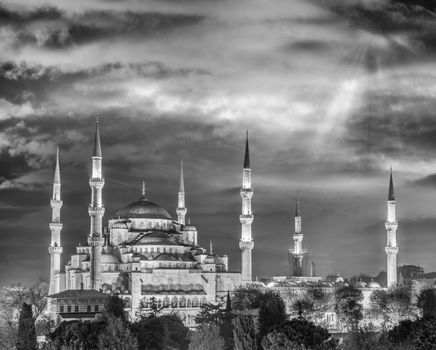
240 189 253 198
49 222 63 231
385 246 398 254
239 214 253 225
88 206 105 216
89 178 105 187
88 236 104 247
385 221 398 231
50 199 63 208
48 245 63 254
239 240 254 250
293 234 303 242
177 207 187 214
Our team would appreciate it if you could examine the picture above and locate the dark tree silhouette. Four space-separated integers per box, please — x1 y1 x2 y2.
258 291 286 344
16 302 36 350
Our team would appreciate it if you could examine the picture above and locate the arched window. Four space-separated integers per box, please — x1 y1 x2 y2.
192 297 199 308
200 297 207 307
187 299 192 308
141 297 150 308
157 299 162 308
179 297 186 308
163 297 170 307
171 297 178 308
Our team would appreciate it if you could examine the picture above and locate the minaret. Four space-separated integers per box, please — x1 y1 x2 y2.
176 160 187 225
48 147 63 295
239 131 254 283
385 168 398 288
88 117 105 290
289 199 307 277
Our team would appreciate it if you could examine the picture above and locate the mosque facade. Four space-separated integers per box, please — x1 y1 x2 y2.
47 119 245 326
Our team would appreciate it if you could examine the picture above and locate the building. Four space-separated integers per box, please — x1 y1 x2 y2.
47 119 249 326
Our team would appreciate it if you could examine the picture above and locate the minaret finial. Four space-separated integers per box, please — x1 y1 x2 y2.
179 160 185 192
243 130 250 169
93 115 102 157
388 167 395 201
210 240 213 255
294 197 301 217
141 181 146 198
54 146 60 184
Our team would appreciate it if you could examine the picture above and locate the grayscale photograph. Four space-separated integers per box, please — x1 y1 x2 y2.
0 0 435 349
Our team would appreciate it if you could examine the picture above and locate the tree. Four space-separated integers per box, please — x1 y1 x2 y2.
188 323 224 350
418 288 436 319
98 316 137 350
290 297 313 320
221 291 234 350
16 302 36 350
232 285 263 311
195 302 225 326
411 318 436 350
260 319 337 350
334 285 363 331
233 315 257 350
48 320 106 349
105 295 128 321
0 282 48 350
370 285 417 330
132 314 189 350
258 291 287 344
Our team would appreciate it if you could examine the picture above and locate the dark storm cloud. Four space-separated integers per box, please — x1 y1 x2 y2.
0 2 205 49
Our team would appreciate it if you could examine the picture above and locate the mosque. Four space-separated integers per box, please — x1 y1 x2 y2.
47 119 251 325
47 119 397 327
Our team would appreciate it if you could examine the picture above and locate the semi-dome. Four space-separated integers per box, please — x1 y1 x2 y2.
101 252 120 264
114 195 172 220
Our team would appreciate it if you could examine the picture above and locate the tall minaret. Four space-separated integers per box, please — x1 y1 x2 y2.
289 199 307 277
176 160 187 225
88 117 105 290
385 168 398 288
239 131 254 283
48 147 63 295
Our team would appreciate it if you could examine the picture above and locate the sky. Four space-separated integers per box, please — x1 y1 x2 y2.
1 0 436 286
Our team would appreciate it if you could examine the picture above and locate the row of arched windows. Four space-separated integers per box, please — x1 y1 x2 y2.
141 296 206 309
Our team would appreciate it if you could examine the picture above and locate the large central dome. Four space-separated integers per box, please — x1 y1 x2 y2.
114 195 172 220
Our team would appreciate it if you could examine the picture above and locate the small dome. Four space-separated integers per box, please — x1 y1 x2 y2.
101 253 120 264
357 281 367 288
183 224 197 231
367 281 381 288
114 196 172 220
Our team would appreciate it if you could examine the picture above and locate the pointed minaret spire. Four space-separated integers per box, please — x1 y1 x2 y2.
388 167 395 201
179 160 185 192
54 146 60 186
294 199 301 218
243 130 250 169
49 146 63 294
93 115 102 158
177 160 187 225
141 180 146 199
385 167 398 288
210 240 213 255
240 131 254 283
